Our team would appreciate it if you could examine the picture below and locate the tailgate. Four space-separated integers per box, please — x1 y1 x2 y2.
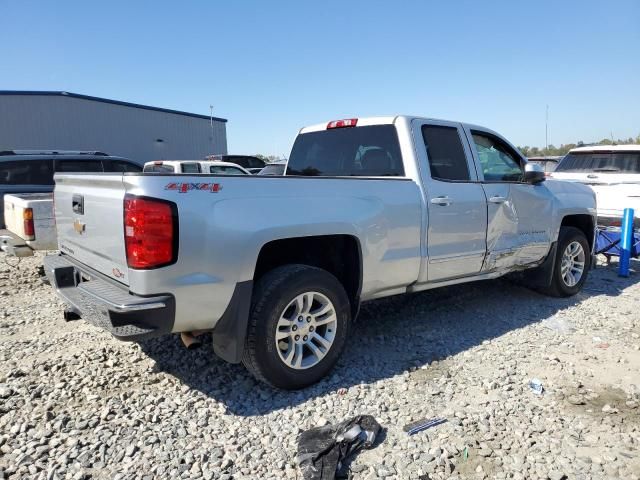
54 174 130 285
3 196 24 236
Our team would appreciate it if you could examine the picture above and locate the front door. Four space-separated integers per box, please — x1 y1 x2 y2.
414 120 488 282
465 128 553 271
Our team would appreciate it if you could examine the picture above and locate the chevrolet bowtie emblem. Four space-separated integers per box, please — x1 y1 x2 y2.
73 219 86 234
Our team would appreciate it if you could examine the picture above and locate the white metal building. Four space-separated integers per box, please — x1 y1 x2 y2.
0 91 227 164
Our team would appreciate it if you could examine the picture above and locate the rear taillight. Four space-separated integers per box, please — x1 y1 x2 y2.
124 195 177 269
327 118 358 129
23 208 35 240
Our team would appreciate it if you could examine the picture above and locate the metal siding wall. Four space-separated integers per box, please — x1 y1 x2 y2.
0 95 228 163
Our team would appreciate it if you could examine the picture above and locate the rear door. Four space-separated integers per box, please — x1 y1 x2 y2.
465 127 553 271
413 120 488 282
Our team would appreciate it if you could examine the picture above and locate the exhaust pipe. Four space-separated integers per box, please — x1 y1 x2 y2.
180 331 205 350
63 308 81 321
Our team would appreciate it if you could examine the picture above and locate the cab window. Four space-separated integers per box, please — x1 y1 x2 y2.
471 132 523 182
180 162 201 174
422 125 470 181
56 160 103 172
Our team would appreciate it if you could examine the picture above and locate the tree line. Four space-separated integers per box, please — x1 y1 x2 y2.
518 133 640 157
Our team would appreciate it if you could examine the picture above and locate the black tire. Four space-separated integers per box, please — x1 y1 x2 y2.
541 226 591 297
242 264 351 389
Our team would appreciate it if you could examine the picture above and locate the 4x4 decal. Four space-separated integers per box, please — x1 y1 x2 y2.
165 182 222 193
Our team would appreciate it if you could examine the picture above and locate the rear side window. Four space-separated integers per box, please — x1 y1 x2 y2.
143 164 175 173
104 160 142 172
287 125 404 177
422 125 470 181
181 162 201 174
56 160 103 172
0 160 54 185
556 152 640 173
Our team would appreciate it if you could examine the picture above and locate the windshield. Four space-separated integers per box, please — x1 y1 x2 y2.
209 165 247 175
556 152 640 173
258 164 286 176
287 125 404 177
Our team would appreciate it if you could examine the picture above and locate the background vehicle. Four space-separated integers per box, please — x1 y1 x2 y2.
0 150 141 228
1 193 56 256
143 160 250 175
44 116 596 389
201 162 250 175
206 154 266 170
527 156 563 173
258 160 287 176
549 145 640 225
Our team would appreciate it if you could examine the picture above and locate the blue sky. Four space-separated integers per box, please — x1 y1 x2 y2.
2 0 639 156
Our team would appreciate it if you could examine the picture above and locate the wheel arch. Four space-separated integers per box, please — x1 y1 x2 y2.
560 214 596 252
253 234 363 320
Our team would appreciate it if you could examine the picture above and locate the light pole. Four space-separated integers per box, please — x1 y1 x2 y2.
210 105 214 154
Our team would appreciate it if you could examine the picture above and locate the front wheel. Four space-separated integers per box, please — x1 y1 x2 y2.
242 265 351 389
541 226 591 297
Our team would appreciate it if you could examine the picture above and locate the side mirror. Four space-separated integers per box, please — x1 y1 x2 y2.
524 162 545 184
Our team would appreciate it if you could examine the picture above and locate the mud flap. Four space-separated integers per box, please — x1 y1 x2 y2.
519 242 557 288
211 280 253 363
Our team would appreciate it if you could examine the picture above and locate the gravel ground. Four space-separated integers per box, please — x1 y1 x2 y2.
1 252 639 480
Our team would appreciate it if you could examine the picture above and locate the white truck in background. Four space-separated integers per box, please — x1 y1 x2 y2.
550 145 640 226
1 193 57 256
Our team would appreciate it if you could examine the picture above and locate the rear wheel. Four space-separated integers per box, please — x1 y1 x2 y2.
541 226 591 297
242 264 351 389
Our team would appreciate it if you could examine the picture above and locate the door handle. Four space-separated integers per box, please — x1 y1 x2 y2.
488 196 507 204
430 196 452 206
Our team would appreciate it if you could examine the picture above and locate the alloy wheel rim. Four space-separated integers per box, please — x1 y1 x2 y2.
275 291 337 370
561 241 585 287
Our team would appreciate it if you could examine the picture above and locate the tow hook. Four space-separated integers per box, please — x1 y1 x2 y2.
63 308 81 321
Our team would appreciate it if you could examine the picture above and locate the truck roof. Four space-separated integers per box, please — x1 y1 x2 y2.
298 115 491 135
569 145 640 153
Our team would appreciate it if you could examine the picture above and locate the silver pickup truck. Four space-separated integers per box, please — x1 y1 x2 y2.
44 116 597 389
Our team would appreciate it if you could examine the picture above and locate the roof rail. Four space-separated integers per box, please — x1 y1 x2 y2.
0 150 110 156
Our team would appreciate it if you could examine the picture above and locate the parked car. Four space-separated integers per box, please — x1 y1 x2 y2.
527 156 563 173
143 160 250 175
43 116 595 389
549 145 640 226
206 155 266 170
258 160 287 176
0 150 141 229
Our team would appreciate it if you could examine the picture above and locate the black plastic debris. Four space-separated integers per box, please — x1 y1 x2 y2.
297 415 382 480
